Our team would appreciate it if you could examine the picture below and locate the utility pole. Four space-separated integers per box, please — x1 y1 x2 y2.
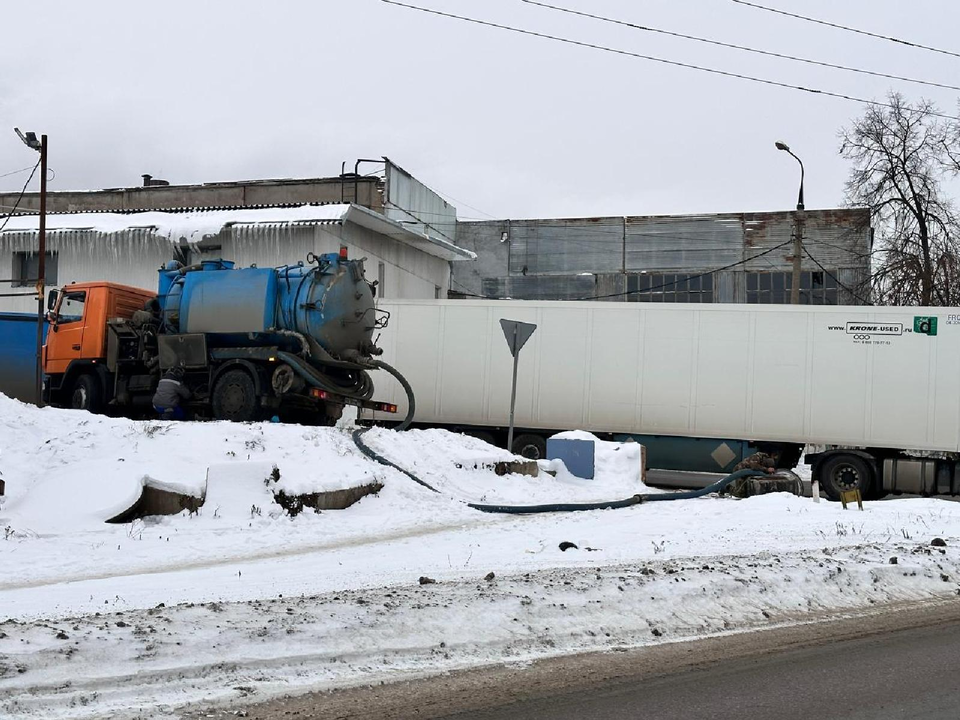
16 128 47 406
775 141 805 304
36 134 47 406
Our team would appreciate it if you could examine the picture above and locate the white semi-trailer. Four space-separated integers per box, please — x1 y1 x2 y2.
369 300 958 500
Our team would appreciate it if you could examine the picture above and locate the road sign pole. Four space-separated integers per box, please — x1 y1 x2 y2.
507 327 519 452
498 318 537 456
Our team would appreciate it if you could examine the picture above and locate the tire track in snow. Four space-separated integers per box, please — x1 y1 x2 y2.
0 515 511 592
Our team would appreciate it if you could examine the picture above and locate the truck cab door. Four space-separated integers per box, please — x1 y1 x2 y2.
45 290 87 375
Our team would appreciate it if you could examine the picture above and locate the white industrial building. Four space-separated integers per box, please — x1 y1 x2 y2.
0 205 473 314
0 159 471 313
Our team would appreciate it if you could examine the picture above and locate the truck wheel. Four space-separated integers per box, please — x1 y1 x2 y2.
512 433 546 460
70 373 102 414
817 454 873 501
212 369 259 422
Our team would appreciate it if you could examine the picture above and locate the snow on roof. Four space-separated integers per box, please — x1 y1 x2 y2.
0 204 351 243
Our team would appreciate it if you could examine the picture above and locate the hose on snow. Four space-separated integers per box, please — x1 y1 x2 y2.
351 358 441 493
349 360 767 513
465 468 767 514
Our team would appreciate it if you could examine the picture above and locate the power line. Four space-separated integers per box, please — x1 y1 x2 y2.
381 1 959 120
802 242 873 305
0 165 37 181
730 0 960 61
0 159 41 234
429 185 498 220
524 0 960 93
575 238 795 300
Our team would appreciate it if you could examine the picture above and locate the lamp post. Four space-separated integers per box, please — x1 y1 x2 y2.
15 128 47 406
775 141 805 305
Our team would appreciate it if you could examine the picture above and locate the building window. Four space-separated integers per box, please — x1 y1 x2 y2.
746 271 838 304
12 251 58 288
378 262 386 299
627 273 713 303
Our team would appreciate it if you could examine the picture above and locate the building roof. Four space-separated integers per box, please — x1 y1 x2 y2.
0 203 475 261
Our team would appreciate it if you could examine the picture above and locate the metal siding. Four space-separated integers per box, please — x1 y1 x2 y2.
384 160 457 244
625 215 742 271
454 209 871 304
482 274 596 300
507 218 623 275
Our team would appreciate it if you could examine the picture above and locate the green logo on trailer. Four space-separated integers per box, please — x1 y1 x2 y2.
914 316 938 336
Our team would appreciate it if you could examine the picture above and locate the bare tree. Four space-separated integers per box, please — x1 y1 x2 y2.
840 93 960 306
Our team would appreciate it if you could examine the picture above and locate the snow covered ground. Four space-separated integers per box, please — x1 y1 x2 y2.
3 394 960 719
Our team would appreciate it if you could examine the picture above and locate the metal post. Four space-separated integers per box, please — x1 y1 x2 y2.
507 326 519 452
35 135 47 406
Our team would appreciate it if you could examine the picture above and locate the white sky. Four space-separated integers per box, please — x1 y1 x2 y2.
1 0 958 220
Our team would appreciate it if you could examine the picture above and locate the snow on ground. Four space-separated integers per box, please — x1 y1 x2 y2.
3 394 960 718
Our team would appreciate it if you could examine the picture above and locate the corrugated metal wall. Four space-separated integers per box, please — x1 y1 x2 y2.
453 208 872 305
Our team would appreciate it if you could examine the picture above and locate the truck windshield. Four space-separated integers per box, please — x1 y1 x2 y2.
57 291 86 323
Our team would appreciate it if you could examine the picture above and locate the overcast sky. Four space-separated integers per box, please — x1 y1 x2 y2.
1 0 958 220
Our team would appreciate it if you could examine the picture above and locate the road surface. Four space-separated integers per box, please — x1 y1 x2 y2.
439 617 960 719
187 598 960 720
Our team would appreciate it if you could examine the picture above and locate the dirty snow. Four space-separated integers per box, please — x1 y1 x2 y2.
3 394 960 719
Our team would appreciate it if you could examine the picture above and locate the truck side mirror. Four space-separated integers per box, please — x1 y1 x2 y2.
47 289 58 311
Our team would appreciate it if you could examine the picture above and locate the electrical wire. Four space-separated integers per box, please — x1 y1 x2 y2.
524 0 960 93
380 0 959 121
0 159 41 235
801 242 873 305
429 186 498 220
575 239 795 300
0 165 37 181
730 0 960 61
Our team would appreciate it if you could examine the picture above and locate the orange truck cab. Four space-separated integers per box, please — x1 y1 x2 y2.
44 282 156 409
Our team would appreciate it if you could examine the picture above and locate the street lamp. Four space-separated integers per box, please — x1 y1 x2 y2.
14 127 47 406
775 140 805 304
775 141 804 211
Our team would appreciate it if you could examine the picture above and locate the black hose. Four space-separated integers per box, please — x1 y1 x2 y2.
347 360 768 514
367 359 416 432
466 468 767 514
351 358 441 492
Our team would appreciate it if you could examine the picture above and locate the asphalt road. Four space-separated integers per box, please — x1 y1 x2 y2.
440 620 960 720
189 599 960 720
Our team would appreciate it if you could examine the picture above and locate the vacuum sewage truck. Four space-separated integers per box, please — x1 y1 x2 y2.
368 299 960 501
36 251 401 423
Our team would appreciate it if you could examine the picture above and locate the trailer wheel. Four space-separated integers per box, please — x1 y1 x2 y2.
818 454 873 501
212 369 259 422
512 433 546 460
70 373 102 414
